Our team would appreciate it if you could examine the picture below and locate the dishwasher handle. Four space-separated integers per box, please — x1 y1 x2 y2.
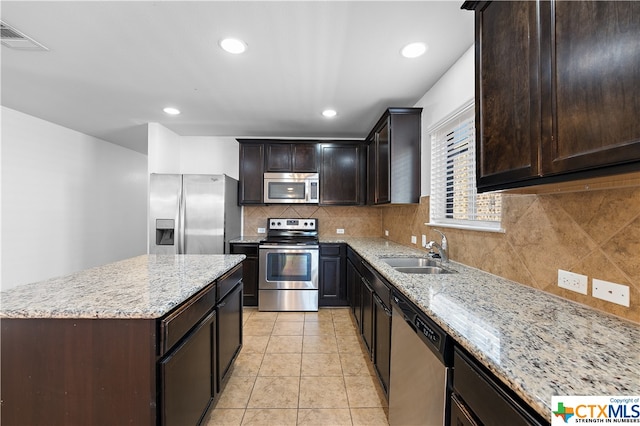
392 294 417 332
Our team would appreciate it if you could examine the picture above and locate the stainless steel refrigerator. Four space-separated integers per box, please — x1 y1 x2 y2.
149 174 241 255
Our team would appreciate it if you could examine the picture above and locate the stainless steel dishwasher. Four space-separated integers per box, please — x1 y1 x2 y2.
389 291 453 426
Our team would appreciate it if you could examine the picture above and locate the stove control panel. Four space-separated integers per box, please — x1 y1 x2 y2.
268 218 317 231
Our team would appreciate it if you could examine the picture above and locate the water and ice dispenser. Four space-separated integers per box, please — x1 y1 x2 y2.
156 219 175 245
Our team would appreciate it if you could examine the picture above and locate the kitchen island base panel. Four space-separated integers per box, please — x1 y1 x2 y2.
1 318 157 426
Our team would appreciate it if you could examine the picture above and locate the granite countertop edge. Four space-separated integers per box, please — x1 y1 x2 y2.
0 254 246 320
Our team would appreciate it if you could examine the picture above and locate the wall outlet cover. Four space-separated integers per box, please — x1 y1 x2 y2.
384 230 389 236
336 228 345 234
257 227 266 234
592 279 630 307
557 270 588 295
421 235 427 247
411 235 417 244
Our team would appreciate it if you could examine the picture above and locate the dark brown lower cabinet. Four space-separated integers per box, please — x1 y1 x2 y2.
319 243 347 306
451 348 548 426
230 243 258 306
373 294 391 395
361 276 374 356
161 310 216 426
217 283 243 392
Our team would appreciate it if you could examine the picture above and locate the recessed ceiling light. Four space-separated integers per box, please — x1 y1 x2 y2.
163 107 181 115
219 38 247 54
401 42 428 58
322 109 337 118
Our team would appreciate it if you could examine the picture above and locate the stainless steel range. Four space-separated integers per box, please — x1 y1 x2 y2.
258 218 319 311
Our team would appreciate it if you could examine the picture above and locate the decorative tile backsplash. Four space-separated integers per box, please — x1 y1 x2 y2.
243 205 382 238
381 189 640 323
243 186 639 323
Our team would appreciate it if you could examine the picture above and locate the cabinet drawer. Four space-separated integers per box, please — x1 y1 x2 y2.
160 283 216 355
453 348 546 426
320 244 342 256
218 264 243 302
362 262 391 309
230 243 258 256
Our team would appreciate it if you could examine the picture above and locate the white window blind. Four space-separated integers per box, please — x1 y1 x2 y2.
429 103 503 232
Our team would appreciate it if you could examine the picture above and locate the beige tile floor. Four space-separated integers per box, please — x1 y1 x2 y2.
205 308 389 426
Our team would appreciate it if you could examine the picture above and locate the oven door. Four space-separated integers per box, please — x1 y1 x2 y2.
258 245 319 290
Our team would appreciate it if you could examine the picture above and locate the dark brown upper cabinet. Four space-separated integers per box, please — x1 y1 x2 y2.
238 141 264 205
265 142 318 173
366 108 422 204
319 142 366 205
465 0 640 192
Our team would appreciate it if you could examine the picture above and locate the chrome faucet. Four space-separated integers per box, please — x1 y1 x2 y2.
424 228 448 262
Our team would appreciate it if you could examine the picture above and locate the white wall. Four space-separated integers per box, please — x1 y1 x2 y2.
179 136 239 179
148 122 182 174
1 107 148 290
415 45 475 195
147 124 239 179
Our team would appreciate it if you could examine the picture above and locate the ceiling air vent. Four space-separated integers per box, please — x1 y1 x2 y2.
1 20 48 50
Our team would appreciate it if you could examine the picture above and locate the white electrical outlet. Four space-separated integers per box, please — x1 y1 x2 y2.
384 230 389 236
411 235 417 244
422 235 427 247
257 227 266 234
557 270 588 295
336 228 345 234
592 279 630 307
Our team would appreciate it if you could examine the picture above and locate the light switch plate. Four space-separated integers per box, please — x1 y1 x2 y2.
422 235 427 247
336 228 345 234
257 227 266 234
411 235 417 244
557 270 588 295
592 279 630 307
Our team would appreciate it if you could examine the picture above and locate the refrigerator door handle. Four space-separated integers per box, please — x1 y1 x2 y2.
178 176 186 254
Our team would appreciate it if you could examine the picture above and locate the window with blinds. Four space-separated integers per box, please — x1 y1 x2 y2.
429 103 503 232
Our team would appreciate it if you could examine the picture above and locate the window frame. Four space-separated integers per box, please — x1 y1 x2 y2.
427 100 504 233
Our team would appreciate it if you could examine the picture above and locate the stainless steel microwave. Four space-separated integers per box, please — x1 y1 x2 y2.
263 172 319 204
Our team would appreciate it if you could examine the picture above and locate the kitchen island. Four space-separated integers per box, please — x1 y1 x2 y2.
335 237 640 423
0 254 245 426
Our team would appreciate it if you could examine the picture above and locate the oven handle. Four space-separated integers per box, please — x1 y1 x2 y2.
259 245 319 250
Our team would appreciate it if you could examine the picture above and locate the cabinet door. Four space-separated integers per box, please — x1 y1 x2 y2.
348 259 363 330
475 1 541 190
161 311 215 426
230 244 259 307
217 284 242 390
292 144 318 172
373 295 391 395
265 143 292 171
239 143 264 204
320 143 365 205
361 278 374 357
542 1 640 174
375 122 390 204
319 244 347 306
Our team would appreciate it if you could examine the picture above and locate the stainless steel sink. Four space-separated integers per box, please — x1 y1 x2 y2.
394 266 454 274
379 257 439 268
379 256 456 274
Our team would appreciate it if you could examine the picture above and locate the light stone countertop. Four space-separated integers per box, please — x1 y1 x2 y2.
0 254 245 319
335 237 639 422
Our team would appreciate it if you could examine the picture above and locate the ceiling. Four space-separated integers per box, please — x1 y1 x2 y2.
1 1 474 154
